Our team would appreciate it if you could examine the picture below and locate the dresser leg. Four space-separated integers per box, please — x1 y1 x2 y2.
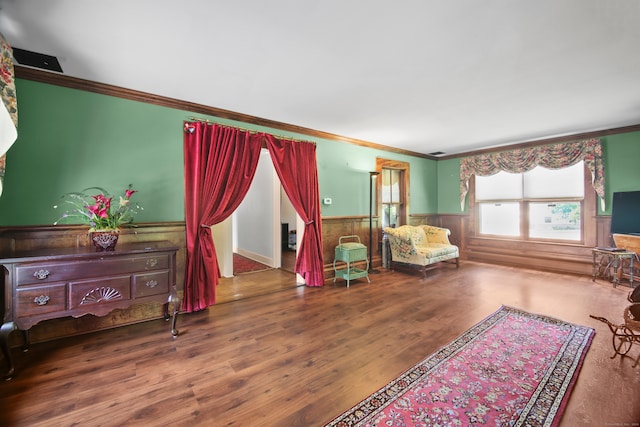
22 329 30 352
170 308 179 337
164 292 180 338
162 301 170 321
1 321 17 380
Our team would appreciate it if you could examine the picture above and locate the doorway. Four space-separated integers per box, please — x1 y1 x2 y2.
280 184 297 273
214 149 302 299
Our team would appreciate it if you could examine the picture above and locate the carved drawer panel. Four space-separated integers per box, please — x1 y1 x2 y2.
15 255 170 285
16 283 67 317
133 270 169 298
68 276 132 309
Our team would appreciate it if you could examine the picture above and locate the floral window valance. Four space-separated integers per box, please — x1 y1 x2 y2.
0 32 18 197
459 138 604 211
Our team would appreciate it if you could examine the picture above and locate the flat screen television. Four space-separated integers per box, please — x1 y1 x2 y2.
610 191 640 236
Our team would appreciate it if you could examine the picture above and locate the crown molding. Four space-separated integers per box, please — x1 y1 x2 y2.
14 66 435 160
16 66 639 161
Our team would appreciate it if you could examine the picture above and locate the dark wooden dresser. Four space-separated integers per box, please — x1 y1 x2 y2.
0 241 180 379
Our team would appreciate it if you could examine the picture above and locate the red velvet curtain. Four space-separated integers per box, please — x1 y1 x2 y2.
265 135 324 286
183 121 262 312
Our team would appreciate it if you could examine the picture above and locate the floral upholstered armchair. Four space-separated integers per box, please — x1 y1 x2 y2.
384 224 459 278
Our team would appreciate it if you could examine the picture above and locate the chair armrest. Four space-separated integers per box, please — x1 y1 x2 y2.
384 227 411 243
384 227 417 257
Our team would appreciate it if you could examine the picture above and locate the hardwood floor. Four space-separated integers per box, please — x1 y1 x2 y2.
1 261 639 426
217 268 302 304
281 248 296 274
221 250 299 303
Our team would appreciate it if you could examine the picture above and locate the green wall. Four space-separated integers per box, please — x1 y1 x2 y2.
436 158 462 214
435 132 640 215
1 80 185 225
601 132 640 214
4 78 636 227
0 79 437 226
316 140 437 217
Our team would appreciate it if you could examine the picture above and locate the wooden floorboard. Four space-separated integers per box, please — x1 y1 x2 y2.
216 268 301 304
1 261 639 426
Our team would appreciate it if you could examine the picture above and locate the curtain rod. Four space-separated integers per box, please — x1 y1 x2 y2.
186 116 315 144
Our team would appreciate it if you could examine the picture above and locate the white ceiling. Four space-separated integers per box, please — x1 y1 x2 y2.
1 0 639 156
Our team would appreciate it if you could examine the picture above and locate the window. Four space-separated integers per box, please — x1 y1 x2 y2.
376 158 409 229
381 168 403 228
475 161 584 241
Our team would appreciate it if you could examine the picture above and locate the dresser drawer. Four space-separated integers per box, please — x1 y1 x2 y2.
15 283 67 318
15 254 171 285
68 276 132 309
133 270 170 298
16 263 78 285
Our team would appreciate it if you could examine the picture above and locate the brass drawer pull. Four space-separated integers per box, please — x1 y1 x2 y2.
146 258 158 268
146 280 159 288
33 269 50 280
33 295 51 306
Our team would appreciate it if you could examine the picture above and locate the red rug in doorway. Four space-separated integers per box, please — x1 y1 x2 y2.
324 305 594 427
233 253 272 275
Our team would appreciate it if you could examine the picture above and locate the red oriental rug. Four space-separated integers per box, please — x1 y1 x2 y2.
325 305 594 427
233 253 272 275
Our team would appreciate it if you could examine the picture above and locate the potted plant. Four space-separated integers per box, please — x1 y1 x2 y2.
54 184 143 251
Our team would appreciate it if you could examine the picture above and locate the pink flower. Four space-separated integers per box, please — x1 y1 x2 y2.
92 194 107 204
0 66 12 85
54 185 142 230
87 204 101 215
